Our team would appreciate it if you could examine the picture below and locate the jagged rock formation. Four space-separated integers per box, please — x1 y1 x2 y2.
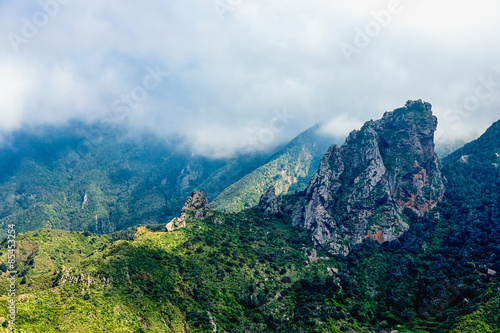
258 185 279 214
165 190 209 231
293 100 445 255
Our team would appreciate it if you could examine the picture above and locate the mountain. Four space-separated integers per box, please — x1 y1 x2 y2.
440 119 500 273
0 121 336 239
293 100 445 255
1 104 500 332
210 124 333 212
323 116 500 331
434 140 468 158
443 118 500 168
0 121 274 238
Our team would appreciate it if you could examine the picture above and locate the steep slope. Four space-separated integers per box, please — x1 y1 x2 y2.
293 100 445 254
0 121 273 238
210 125 333 213
443 118 500 168
440 119 500 268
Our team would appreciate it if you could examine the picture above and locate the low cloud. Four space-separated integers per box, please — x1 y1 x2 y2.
318 114 364 143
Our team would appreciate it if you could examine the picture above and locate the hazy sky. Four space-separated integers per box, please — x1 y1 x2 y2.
1 0 499 157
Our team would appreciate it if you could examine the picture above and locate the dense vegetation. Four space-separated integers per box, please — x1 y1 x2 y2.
1 173 499 332
0 209 347 332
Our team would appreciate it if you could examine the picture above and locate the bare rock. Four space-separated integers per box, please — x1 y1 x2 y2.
258 185 279 214
165 190 209 232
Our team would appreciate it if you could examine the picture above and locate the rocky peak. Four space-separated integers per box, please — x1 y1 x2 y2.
258 185 279 214
293 100 444 255
165 190 208 231
183 190 209 214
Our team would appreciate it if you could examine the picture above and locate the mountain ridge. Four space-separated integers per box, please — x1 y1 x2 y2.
0 121 273 238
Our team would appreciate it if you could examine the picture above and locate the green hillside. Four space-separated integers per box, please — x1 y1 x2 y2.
2 194 498 332
0 207 346 332
210 125 333 212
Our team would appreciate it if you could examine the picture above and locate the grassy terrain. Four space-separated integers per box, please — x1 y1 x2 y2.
2 203 498 332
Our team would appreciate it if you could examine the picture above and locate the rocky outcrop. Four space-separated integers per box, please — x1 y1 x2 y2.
177 165 200 191
293 100 445 255
165 190 209 231
258 185 279 214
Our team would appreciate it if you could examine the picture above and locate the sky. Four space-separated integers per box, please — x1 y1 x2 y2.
1 0 499 158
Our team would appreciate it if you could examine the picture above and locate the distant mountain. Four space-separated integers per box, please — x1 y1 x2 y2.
0 121 274 238
435 140 468 158
210 124 333 212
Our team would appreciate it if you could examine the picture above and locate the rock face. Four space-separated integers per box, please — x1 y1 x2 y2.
258 185 279 214
166 190 208 232
293 100 445 255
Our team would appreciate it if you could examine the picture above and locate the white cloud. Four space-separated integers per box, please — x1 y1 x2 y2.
0 0 499 156
0 63 33 131
318 114 364 141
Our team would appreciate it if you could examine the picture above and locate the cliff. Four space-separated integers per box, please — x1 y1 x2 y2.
293 100 444 254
